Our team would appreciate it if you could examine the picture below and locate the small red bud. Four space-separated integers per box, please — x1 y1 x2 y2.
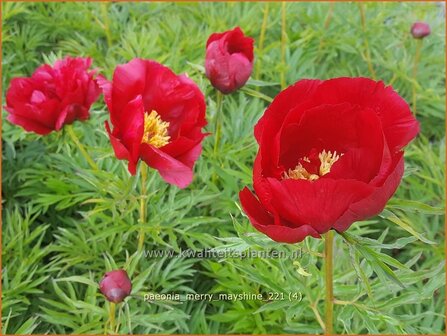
99 269 132 303
411 22 431 39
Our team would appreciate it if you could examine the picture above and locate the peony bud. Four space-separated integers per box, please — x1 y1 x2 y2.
205 27 254 94
99 269 132 303
411 22 431 39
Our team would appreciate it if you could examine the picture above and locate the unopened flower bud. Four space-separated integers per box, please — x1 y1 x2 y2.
99 269 132 303
411 22 431 39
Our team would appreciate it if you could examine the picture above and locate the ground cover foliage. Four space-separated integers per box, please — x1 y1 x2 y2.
1 2 445 334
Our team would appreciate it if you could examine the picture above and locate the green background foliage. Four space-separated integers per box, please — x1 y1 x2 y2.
2 1 445 334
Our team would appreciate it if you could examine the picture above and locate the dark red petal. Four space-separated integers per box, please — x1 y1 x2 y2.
105 121 138 175
307 77 420 152
333 152 404 232
239 188 320 243
97 75 113 112
6 112 53 135
6 77 35 106
252 151 279 216
206 27 254 63
225 27 254 62
163 135 206 169
118 95 145 164
140 144 193 188
6 100 59 131
111 58 147 123
55 106 69 130
267 177 373 234
141 61 206 139
84 75 101 107
255 80 321 176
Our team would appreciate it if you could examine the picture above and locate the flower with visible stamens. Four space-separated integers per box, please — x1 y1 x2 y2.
240 77 419 243
99 59 208 188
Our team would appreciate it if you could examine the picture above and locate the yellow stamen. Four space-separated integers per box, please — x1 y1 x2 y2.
141 110 170 148
283 150 342 181
283 163 320 181
319 150 341 176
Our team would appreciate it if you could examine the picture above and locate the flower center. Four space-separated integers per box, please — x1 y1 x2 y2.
141 110 170 148
283 150 342 181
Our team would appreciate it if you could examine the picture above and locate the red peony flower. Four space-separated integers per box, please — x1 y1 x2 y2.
99 59 207 188
239 78 419 243
205 27 254 94
5 57 100 135
411 22 431 39
99 269 132 303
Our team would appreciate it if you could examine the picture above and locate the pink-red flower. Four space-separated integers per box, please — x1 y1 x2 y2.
5 56 100 135
99 269 132 303
411 22 431 39
240 77 419 244
99 59 207 188
205 27 254 94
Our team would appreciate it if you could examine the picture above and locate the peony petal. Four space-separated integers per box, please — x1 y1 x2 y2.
239 188 320 243
97 75 112 111
112 58 147 123
118 95 145 164
333 152 404 232
163 135 206 169
266 177 373 234
6 112 53 135
255 80 321 177
140 144 193 188
306 77 420 152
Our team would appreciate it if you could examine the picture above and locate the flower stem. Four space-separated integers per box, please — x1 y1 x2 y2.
316 2 335 62
412 39 423 115
137 163 148 252
65 124 98 170
255 2 270 81
213 91 224 156
280 1 287 89
324 2 335 29
358 4 376 79
101 3 113 48
109 302 116 333
324 230 334 335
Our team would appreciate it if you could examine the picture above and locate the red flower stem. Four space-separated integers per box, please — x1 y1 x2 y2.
412 39 423 115
213 91 224 156
280 1 287 89
138 163 148 252
65 125 98 170
324 230 334 335
358 4 376 80
108 302 116 333
255 2 270 81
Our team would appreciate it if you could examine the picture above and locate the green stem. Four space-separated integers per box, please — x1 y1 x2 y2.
65 124 98 170
109 302 116 333
280 1 287 89
213 91 224 156
137 163 148 252
255 3 270 81
324 230 334 335
101 3 113 48
324 2 335 29
358 4 376 79
316 2 335 62
412 39 423 115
